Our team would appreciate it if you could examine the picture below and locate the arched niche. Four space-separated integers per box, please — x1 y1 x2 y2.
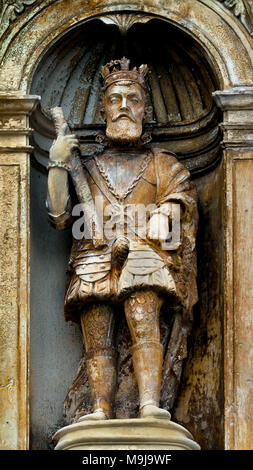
30 17 221 175
28 14 224 451
1 0 253 92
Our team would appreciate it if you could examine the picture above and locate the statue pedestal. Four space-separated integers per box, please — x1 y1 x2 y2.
53 418 200 450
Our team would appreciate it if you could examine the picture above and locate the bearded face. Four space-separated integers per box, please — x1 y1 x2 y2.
103 82 146 143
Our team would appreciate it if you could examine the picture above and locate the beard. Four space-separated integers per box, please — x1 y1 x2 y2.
105 118 143 143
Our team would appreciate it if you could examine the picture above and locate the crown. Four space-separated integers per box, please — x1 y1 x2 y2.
101 57 148 90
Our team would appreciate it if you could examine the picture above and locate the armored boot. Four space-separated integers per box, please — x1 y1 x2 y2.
131 341 171 419
78 353 117 421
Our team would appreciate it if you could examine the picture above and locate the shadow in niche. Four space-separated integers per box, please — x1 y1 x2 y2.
172 162 224 450
30 18 216 127
29 17 223 450
30 164 84 450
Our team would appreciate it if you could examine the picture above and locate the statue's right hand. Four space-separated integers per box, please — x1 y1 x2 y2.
49 123 79 163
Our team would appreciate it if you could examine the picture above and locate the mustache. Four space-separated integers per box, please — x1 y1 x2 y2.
112 113 136 123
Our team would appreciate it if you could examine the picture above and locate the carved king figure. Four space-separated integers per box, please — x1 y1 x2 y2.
46 58 198 422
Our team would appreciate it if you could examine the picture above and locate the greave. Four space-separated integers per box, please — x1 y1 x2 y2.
86 354 117 418
131 341 164 410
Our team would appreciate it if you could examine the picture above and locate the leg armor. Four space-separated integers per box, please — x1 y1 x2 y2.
79 303 116 420
124 290 171 419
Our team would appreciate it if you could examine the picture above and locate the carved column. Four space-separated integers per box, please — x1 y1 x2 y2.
214 87 253 450
0 93 39 450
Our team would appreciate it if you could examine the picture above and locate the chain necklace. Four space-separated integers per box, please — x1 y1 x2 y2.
94 152 151 203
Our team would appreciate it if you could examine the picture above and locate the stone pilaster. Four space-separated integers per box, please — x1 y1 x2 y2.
0 93 40 450
213 87 253 450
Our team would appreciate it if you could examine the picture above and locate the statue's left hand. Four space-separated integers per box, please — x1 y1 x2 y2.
147 213 170 243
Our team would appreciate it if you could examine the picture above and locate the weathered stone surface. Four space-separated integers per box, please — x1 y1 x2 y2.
218 0 253 36
0 162 20 450
0 1 253 92
233 158 253 450
1 1 252 40
214 88 253 450
0 94 39 450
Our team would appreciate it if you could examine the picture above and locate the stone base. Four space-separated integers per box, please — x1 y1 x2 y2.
53 418 200 450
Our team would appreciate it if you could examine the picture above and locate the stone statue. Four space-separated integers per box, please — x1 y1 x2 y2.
46 58 198 423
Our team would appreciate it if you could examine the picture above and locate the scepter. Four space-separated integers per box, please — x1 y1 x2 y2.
51 106 102 245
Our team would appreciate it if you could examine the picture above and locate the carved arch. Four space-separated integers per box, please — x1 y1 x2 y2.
0 0 252 93
29 16 222 178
